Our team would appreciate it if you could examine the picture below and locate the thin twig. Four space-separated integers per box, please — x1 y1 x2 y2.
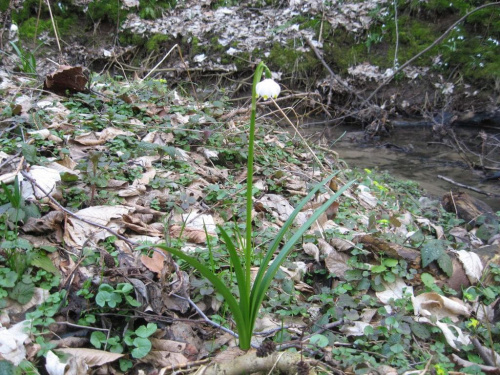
271 98 327 172
142 44 178 81
45 0 62 59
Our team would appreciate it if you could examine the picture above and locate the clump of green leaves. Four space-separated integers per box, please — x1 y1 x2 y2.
9 42 37 74
0 176 40 227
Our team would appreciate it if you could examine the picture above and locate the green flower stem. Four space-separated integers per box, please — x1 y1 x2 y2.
245 62 272 298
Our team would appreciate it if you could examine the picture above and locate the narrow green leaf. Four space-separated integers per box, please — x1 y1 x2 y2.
219 226 250 326
252 172 342 300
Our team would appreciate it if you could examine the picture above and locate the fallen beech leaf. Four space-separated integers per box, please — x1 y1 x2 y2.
63 205 134 247
376 277 413 305
73 127 134 146
356 185 377 208
329 237 354 252
324 248 350 279
303 242 320 262
22 211 64 234
141 251 166 276
0 320 30 365
454 250 483 283
45 350 70 375
182 212 217 235
170 225 207 244
20 166 61 200
56 348 124 366
413 292 471 322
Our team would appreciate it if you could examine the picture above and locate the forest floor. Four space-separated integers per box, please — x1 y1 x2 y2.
0 63 500 374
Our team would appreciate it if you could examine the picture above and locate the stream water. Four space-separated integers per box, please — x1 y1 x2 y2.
298 123 500 211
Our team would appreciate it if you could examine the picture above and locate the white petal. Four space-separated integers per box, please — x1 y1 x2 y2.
256 79 280 99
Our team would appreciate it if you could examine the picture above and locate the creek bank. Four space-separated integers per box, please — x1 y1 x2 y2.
296 122 500 211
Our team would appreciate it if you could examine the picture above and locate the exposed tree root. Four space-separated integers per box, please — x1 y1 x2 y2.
196 349 319 375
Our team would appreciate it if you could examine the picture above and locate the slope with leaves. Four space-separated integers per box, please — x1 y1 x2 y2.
0 70 499 374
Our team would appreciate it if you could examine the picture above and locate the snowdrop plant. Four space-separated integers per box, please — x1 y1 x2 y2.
152 62 354 350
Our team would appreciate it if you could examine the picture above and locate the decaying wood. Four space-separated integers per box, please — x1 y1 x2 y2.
354 234 421 267
441 191 496 224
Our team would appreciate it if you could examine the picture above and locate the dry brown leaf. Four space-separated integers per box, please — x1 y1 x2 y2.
122 214 163 236
22 211 64 234
73 127 134 146
317 238 334 255
141 251 166 276
169 225 207 244
196 165 228 183
150 338 186 352
324 248 350 279
303 242 320 262
413 292 471 322
21 166 61 200
330 237 354 252
142 351 189 368
117 183 147 197
56 348 124 366
63 205 134 247
141 130 174 145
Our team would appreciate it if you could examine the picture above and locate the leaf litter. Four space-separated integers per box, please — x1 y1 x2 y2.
0 65 499 374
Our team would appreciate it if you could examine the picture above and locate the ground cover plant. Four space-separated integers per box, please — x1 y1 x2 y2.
0 59 500 375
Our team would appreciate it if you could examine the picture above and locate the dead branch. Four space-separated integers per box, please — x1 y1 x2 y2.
437 175 500 197
303 35 366 104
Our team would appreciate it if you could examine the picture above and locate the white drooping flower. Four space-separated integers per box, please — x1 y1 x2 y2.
256 78 281 100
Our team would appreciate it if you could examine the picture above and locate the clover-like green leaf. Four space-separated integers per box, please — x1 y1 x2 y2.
131 338 152 359
135 323 157 338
